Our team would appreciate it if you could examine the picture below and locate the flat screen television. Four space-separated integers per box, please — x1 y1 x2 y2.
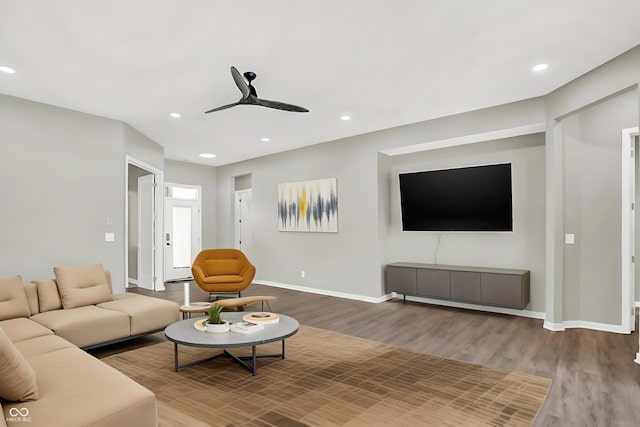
399 163 513 231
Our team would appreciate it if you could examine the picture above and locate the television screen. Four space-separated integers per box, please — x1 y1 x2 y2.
399 163 513 231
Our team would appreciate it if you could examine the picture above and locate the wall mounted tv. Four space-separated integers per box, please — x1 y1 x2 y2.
399 163 513 232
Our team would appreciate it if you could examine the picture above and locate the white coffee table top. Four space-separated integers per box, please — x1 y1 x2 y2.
164 312 299 348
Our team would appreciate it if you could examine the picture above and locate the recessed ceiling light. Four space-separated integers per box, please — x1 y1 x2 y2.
261 137 270 142
532 63 548 72
198 153 216 159
340 115 351 121
170 112 181 118
0 66 16 74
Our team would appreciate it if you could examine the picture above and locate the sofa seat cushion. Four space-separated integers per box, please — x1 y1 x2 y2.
53 264 112 309
13 335 75 359
0 275 31 320
30 306 129 348
202 274 244 284
0 318 53 344
97 294 180 335
0 327 38 402
9 347 157 427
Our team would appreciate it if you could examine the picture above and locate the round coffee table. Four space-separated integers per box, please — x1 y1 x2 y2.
164 312 299 376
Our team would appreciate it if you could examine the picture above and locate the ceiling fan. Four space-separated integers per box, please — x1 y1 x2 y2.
205 66 309 114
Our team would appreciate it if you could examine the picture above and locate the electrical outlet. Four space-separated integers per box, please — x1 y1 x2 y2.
301 270 305 278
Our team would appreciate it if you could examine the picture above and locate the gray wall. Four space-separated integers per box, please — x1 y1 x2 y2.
123 124 164 172
215 99 545 299
560 90 638 324
164 160 217 249
383 134 546 311
216 139 381 298
0 94 125 284
544 46 640 326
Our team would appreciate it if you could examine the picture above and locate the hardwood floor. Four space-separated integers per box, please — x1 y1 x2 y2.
102 281 640 426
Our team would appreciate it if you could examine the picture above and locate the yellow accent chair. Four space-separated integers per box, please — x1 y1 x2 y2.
191 249 256 301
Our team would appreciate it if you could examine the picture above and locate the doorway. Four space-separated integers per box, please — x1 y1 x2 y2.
164 183 202 281
234 189 253 257
125 157 164 291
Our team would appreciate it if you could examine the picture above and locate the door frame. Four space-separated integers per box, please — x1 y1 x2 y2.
621 127 638 335
125 156 165 291
164 182 202 281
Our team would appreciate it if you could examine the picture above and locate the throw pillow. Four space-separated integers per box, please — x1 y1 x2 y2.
0 327 38 401
32 279 63 313
54 264 112 309
0 275 31 321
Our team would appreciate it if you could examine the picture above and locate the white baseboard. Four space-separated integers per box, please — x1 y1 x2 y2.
254 280 543 320
126 278 139 288
254 281 634 333
253 280 393 304
560 320 628 334
545 319 629 334
400 294 545 319
635 301 640 308
636 353 640 365
543 321 566 331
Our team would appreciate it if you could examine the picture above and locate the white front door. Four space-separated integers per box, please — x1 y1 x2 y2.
234 189 253 258
137 174 155 290
164 184 201 282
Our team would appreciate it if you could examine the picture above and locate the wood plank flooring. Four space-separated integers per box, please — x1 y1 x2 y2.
97 281 640 427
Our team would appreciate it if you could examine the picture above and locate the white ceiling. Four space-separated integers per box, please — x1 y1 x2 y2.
1 1 639 166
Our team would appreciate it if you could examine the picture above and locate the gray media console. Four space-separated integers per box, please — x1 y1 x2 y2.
385 262 530 310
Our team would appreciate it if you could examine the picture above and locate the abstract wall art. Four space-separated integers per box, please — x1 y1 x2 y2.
278 178 338 232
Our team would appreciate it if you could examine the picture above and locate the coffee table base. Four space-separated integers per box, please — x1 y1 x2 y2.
173 340 286 376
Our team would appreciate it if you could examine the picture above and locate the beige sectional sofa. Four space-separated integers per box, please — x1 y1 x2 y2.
0 265 180 427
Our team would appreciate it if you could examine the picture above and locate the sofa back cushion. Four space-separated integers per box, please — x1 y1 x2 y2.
204 259 242 276
23 282 39 315
0 327 38 401
0 276 31 321
54 264 112 309
32 279 63 313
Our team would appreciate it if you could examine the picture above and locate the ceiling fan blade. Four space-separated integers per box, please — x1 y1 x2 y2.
255 98 309 113
230 66 250 99
204 102 239 114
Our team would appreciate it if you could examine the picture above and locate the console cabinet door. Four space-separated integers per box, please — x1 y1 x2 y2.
386 266 417 294
417 269 450 299
481 273 526 309
450 271 482 303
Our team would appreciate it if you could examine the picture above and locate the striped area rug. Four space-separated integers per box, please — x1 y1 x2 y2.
102 325 551 427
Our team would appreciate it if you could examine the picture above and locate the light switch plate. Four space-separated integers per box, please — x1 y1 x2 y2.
564 233 575 245
105 232 115 242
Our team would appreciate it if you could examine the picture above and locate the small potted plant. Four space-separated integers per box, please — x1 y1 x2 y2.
205 303 229 333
